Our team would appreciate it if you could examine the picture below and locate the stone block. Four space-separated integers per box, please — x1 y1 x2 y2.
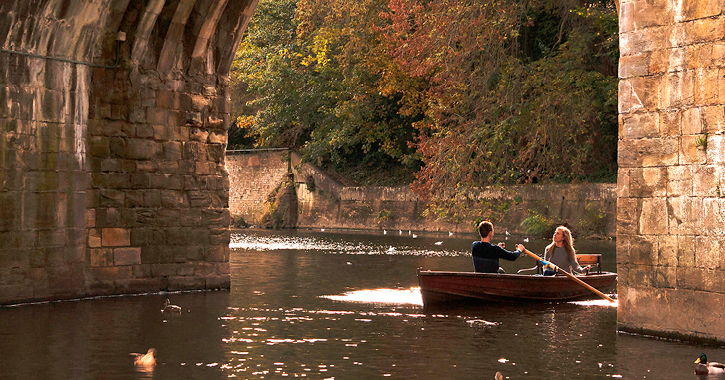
188 94 210 111
618 1 636 34
658 235 678 267
677 267 705 292
127 139 160 160
163 141 182 160
703 198 725 236
620 76 659 113
167 275 206 291
626 264 655 288
619 53 649 78
687 17 725 45
667 196 702 235
640 197 668 234
696 236 723 270
676 235 696 268
90 248 112 267
707 134 725 164
102 228 130 247
206 274 231 290
621 26 668 56
167 227 192 246
89 136 110 158
114 247 141 266
622 112 660 139
189 127 209 142
109 137 126 158
146 107 168 125
189 191 211 207
703 106 725 134
205 245 227 262
182 141 207 161
655 266 677 288
680 135 707 165
153 125 169 141
618 137 679 168
161 190 187 208
666 166 692 196
659 70 694 109
692 165 718 197
682 107 703 135
143 247 175 265
136 124 154 139
694 68 718 106
629 167 667 197
89 228 101 248
158 161 179 174
681 0 722 21
144 190 161 208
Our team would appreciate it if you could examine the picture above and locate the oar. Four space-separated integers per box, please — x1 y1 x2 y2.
522 249 615 303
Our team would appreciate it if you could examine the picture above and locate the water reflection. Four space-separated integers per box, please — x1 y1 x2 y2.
321 288 424 306
0 229 721 379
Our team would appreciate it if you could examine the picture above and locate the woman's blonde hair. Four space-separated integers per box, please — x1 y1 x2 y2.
545 226 576 262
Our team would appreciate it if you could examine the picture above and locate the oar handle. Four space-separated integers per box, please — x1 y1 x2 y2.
522 249 615 303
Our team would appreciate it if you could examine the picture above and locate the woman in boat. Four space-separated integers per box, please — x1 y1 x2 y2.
472 221 526 273
542 226 590 275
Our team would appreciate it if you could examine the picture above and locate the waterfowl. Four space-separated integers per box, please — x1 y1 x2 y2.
131 348 156 366
695 353 725 375
495 372 503 380
162 299 182 314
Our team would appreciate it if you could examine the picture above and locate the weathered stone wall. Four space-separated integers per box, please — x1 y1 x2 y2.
291 154 617 237
0 0 259 304
618 0 725 342
227 150 289 225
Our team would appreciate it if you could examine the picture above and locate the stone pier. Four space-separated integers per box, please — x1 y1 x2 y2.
0 0 259 304
618 0 725 342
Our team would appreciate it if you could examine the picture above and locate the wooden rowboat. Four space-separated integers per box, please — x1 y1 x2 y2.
417 269 617 305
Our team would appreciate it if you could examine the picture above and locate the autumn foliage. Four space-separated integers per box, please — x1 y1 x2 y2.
230 0 619 221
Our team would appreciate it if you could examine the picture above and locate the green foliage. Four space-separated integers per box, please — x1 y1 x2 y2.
578 202 607 237
230 0 423 185
382 0 618 221
696 134 707 150
230 0 619 222
520 210 556 237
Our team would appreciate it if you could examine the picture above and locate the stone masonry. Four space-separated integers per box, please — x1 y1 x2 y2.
618 0 725 342
227 150 290 226
0 0 259 304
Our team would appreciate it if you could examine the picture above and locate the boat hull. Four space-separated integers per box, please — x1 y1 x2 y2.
417 270 617 305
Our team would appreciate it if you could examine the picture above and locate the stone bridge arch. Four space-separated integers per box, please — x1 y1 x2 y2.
0 0 258 303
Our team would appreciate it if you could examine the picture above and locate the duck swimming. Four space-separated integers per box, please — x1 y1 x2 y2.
162 298 182 314
130 348 156 366
695 353 725 375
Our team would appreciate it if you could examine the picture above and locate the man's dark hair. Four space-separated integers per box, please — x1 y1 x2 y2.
478 221 493 238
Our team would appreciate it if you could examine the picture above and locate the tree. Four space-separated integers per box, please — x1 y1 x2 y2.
380 0 618 221
231 0 424 185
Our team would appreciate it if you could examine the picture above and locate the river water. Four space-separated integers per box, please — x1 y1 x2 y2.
0 229 722 379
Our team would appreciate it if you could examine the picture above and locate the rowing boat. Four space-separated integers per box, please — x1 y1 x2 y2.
417 269 617 305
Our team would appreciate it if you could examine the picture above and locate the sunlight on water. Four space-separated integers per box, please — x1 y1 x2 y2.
570 297 618 307
230 233 464 257
320 288 424 306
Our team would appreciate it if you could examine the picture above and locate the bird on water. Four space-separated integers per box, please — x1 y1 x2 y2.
695 353 725 375
162 298 182 314
130 348 156 366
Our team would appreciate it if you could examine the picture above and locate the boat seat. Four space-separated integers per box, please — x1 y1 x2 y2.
576 253 602 274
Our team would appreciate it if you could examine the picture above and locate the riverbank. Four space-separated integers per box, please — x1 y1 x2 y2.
227 151 616 239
